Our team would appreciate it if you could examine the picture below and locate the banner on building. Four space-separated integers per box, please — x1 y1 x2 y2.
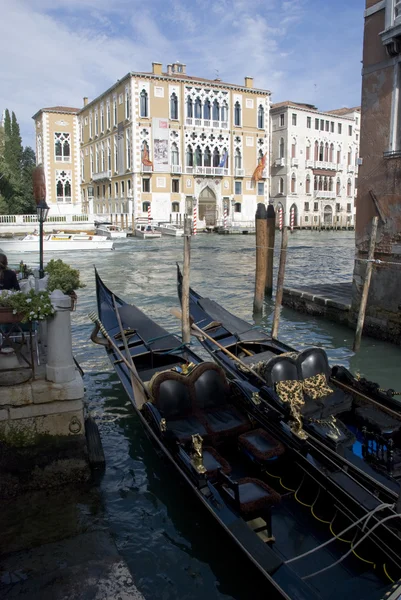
152 118 169 172
117 122 124 174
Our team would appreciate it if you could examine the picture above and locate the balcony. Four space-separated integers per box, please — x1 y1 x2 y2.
274 157 285 167
305 160 314 168
141 164 153 173
235 168 245 177
314 190 336 199
185 117 228 129
185 166 229 176
337 163 344 171
313 161 337 170
92 170 112 181
171 165 182 174
291 157 299 167
347 164 355 173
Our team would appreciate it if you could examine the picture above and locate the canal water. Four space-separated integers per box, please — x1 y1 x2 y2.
5 231 401 599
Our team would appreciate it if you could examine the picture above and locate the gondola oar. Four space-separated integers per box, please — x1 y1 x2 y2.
170 307 266 385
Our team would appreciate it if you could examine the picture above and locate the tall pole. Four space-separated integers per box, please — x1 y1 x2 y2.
265 204 276 296
353 216 379 352
39 220 44 278
271 226 289 339
253 203 268 314
182 214 192 344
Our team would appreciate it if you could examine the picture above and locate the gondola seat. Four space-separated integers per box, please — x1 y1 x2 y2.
238 429 285 462
202 447 232 478
192 363 251 438
355 406 401 437
297 348 353 418
222 476 281 514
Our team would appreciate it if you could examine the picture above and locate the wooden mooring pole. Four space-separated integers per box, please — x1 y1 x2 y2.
353 216 379 352
182 215 192 344
253 203 268 314
271 226 289 339
265 204 276 296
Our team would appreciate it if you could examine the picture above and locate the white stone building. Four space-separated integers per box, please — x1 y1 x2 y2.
270 102 360 228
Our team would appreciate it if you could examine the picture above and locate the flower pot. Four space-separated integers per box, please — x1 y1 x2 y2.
0 307 23 324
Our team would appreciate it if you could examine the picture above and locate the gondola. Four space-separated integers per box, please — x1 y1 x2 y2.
91 269 401 599
176 265 401 503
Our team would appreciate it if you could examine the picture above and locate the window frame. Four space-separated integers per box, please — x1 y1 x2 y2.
234 180 242 195
142 178 150 193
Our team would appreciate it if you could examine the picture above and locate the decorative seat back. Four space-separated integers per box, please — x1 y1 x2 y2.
150 371 192 419
263 356 298 387
297 348 330 380
192 362 230 410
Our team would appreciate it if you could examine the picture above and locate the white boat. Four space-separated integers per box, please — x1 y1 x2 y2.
134 225 162 240
154 223 184 237
95 222 127 239
0 232 114 252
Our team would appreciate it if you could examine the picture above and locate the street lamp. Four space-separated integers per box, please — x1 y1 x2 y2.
33 166 49 278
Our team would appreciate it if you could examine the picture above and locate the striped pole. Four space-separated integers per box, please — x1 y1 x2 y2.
147 204 151 225
290 206 295 231
279 207 283 231
193 203 197 236
224 204 227 229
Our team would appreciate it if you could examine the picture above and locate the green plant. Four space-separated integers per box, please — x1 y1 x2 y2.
45 259 85 295
0 289 55 322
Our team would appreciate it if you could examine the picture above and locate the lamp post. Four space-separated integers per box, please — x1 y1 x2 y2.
33 166 50 278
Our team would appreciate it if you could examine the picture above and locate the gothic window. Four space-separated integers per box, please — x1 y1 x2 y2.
55 170 72 203
306 142 311 160
314 176 318 191
279 177 284 194
330 143 334 162
258 105 264 129
54 132 70 162
113 97 117 125
318 176 323 191
329 177 333 192
195 146 202 166
306 175 311 193
170 93 178 119
101 142 105 171
325 143 329 162
100 105 104 132
95 110 99 135
187 97 193 118
234 101 241 126
213 99 220 121
279 137 285 158
336 178 341 195
95 144 99 172
235 148 242 169
314 141 319 161
204 146 211 167
171 142 179 165
203 99 211 120
213 147 220 167
106 102 111 129
319 142 324 162
291 173 296 193
195 97 202 119
348 148 352 165
140 90 149 117
337 147 341 163
186 145 193 166
347 179 352 196
107 139 111 170
126 130 131 170
323 177 328 191
221 101 228 122
291 138 296 158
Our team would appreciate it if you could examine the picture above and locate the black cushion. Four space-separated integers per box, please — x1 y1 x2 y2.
297 348 331 380
241 350 277 365
203 448 231 476
264 356 298 387
239 429 285 461
193 363 229 410
356 406 401 435
167 416 207 441
320 388 353 418
223 478 281 513
205 406 249 435
153 375 192 419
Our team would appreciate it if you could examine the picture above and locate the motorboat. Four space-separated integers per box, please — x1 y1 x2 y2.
154 223 184 237
134 224 161 239
95 222 127 239
0 232 114 252
90 269 401 599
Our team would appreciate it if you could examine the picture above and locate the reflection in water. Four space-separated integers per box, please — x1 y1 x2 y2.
4 231 400 599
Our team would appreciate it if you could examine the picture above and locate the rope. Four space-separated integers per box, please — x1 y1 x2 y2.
383 563 395 583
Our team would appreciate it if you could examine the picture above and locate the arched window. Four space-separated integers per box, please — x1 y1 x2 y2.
172 202 180 212
204 147 211 167
186 145 193 167
221 101 228 123
234 101 241 126
101 141 105 171
203 99 211 120
323 177 328 191
291 173 296 193
347 179 352 196
187 98 193 118
291 138 296 158
95 110 98 135
336 178 341 195
329 177 333 192
235 148 242 169
258 105 265 129
314 141 319 161
213 99 220 121
319 142 324 162
56 170 72 203
337 146 341 164
314 176 318 191
348 148 352 165
171 142 179 166
195 146 202 166
213 147 220 167
54 132 70 162
195 97 202 119
279 177 284 194
258 149 264 162
306 175 311 193
234 202 242 213
324 143 329 162
330 143 334 162
279 137 285 158
170 93 178 119
95 145 99 172
306 142 311 160
223 148 229 168
140 90 148 117
142 201 150 212
318 176 323 191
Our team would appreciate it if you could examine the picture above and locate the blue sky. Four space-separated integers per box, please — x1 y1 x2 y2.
1 0 365 149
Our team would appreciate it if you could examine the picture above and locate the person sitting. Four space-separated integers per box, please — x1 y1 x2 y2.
0 254 20 291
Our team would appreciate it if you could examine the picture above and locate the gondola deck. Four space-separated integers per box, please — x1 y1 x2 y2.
92 269 401 600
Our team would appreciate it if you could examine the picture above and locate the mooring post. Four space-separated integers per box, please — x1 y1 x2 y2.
182 214 192 344
265 204 276 296
271 226 289 339
253 203 268 314
353 216 379 352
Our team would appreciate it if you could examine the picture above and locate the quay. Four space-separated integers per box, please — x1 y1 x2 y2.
283 282 352 326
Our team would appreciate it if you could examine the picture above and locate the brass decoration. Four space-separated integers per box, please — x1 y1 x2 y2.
251 392 262 406
160 418 167 433
191 434 207 474
181 362 196 375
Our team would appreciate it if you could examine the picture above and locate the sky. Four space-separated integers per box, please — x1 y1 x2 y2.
1 0 365 149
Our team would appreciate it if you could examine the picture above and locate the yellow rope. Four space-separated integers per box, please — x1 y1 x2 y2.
351 543 376 568
329 520 353 544
263 469 281 480
311 503 331 524
383 564 395 584
279 478 296 492
295 488 314 508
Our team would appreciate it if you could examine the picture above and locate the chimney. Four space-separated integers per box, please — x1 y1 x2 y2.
83 97 88 106
152 62 162 75
167 64 173 75
244 76 253 89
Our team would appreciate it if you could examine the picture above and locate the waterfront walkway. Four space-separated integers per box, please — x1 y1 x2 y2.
283 282 352 325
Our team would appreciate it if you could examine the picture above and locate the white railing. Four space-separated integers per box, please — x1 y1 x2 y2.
291 157 299 167
337 163 344 171
347 165 355 173
235 168 245 177
274 158 285 167
185 118 229 129
305 160 314 168
171 165 182 174
141 165 153 173
314 190 336 199
92 170 112 181
55 155 71 162
0 214 92 225
185 166 229 176
314 161 336 170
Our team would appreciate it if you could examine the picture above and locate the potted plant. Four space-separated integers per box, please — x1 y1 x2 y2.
45 259 85 310
0 289 55 323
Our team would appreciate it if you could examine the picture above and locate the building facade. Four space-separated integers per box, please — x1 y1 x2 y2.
270 102 360 228
78 62 270 228
350 0 401 343
32 107 81 214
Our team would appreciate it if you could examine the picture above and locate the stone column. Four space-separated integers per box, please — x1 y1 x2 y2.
46 290 76 383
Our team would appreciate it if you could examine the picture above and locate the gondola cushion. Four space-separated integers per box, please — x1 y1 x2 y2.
192 363 230 409
167 416 207 442
355 406 401 435
238 429 285 461
203 447 232 477
222 477 281 514
205 406 250 436
152 373 193 419
319 388 353 418
302 373 333 400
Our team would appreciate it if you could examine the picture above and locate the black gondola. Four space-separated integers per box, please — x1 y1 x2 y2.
92 269 401 599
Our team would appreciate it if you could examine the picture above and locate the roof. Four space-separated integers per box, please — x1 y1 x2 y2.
32 106 80 120
271 100 318 111
326 106 361 115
